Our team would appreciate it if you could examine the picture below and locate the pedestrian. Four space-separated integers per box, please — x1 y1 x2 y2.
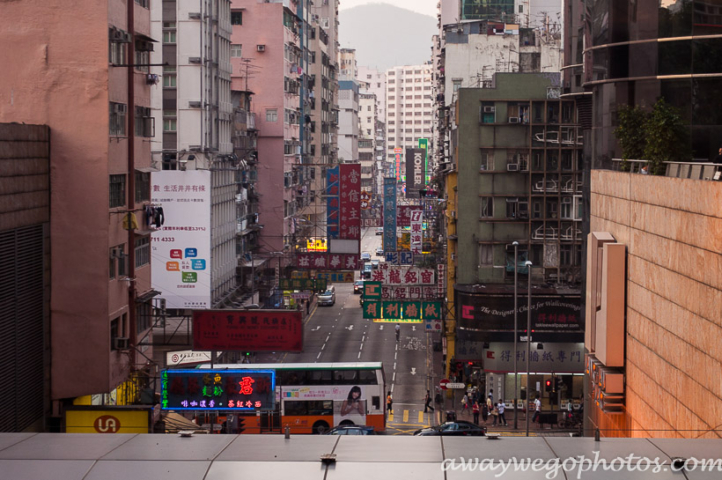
424 390 434 412
488 388 494 404
486 395 493 417
461 393 468 414
435 386 443 406
640 164 649 175
481 400 489 424
497 401 507 426
387 391 393 414
714 146 722 165
472 401 480 425
395 324 400 342
491 402 499 426
532 395 541 424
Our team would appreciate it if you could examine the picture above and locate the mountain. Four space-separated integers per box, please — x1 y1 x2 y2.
338 3 436 72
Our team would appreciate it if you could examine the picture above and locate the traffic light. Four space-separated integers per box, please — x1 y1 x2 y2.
545 379 552 392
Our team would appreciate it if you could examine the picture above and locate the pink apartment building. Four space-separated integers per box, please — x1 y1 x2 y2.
0 0 157 426
230 0 310 255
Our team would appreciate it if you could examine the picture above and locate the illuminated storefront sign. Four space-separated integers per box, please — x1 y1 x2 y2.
161 370 276 411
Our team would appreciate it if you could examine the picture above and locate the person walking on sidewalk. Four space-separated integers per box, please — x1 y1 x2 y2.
532 395 541 424
395 324 400 342
497 401 507 426
461 393 469 414
424 390 434 413
387 391 393 414
491 402 499 426
472 401 480 425
481 400 489 425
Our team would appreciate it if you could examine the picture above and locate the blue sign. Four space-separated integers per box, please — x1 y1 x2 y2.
185 248 198 258
192 259 206 270
385 252 399 265
399 252 413 265
383 178 397 251
326 166 340 239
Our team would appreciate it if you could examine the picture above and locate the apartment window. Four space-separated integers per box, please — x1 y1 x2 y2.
388 96 395 101
405 87 413 91
110 317 119 350
453 79 462 92
163 66 177 87
109 175 126 208
135 170 150 202
231 11 243 25
388 71 395 75
134 106 154 137
134 40 151 73
388 137 395 142
388 80 395 84
109 102 126 136
135 0 149 7
109 35 127 65
405 137 412 141
136 301 152 333
109 248 116 279
480 197 493 218
479 244 493 266
266 109 278 122
163 30 176 44
163 118 177 132
389 88 395 92
117 245 127 277
135 236 150 268
231 44 242 58
480 151 493 171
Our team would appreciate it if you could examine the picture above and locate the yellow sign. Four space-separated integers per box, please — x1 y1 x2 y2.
65 409 150 433
372 319 424 324
306 238 328 252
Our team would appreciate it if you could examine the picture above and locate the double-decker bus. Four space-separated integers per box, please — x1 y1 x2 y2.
199 362 386 434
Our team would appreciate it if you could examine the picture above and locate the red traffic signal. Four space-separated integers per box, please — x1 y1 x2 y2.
545 379 552 392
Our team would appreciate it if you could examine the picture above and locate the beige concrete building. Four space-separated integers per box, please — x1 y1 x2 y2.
586 170 722 438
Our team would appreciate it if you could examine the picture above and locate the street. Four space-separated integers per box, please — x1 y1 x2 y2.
256 228 440 434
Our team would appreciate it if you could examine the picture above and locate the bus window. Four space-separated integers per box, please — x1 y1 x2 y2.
284 401 308 416
308 369 333 385
279 370 307 386
372 396 380 410
308 401 333 416
358 369 378 385
335 370 358 384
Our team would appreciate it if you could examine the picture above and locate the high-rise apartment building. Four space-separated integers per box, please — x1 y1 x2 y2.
359 92 377 192
0 0 157 425
339 48 358 81
338 80 359 163
358 66 386 119
150 0 240 308
385 64 434 180
230 0 313 256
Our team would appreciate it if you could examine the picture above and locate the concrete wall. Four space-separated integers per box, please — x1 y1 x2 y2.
590 170 722 438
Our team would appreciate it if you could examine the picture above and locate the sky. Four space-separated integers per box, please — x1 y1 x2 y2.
338 0 437 18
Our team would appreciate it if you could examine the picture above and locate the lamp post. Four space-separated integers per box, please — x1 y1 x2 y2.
524 260 533 437
512 241 519 430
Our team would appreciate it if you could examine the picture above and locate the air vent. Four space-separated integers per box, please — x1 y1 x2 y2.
189 57 202 64
257 45 266 52
189 101 202 108
188 12 201 19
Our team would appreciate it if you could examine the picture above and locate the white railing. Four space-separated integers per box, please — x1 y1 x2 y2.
611 159 720 181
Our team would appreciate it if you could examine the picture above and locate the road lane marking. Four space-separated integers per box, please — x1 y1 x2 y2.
321 344 325 350
359 343 363 350
392 372 396 382
388 413 394 422
418 411 424 423
317 352 322 359
403 410 409 423
358 351 361 359
393 362 396 370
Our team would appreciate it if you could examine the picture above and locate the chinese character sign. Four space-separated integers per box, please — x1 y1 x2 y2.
192 310 303 352
410 208 423 254
151 170 211 309
161 369 275 411
383 178 397 252
295 254 359 271
397 206 422 227
372 267 435 285
339 164 361 240
326 166 340 239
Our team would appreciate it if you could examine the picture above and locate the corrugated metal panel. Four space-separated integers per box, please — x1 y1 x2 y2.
0 225 45 431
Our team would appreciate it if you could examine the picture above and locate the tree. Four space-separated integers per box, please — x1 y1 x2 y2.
614 105 647 168
643 98 691 175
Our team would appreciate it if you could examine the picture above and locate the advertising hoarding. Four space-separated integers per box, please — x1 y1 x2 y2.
151 170 211 309
339 164 361 240
405 148 425 198
418 138 430 184
396 206 422 227
65 408 152 434
161 369 276 410
192 310 303 352
295 253 360 270
326 166 340 239
383 178 397 251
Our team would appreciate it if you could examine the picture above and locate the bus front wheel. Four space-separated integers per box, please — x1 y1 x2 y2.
312 421 329 434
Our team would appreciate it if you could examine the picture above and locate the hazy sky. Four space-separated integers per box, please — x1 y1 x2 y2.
339 0 437 18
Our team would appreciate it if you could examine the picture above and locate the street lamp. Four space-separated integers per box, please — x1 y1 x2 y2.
512 241 519 430
524 260 533 437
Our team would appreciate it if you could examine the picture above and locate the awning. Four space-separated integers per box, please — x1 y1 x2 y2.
161 412 208 434
241 258 268 268
136 289 161 303
136 166 159 173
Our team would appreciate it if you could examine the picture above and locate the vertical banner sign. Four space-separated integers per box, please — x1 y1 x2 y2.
339 164 361 239
405 148 425 198
326 166 340 239
437 263 446 298
418 138 429 185
151 170 211 309
393 147 402 181
383 178 397 252
410 208 423 254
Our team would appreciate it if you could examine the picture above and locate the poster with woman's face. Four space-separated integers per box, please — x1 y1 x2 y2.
333 385 367 426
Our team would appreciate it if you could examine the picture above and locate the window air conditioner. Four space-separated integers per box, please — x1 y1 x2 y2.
509 117 520 123
189 57 202 64
483 106 495 113
115 104 127 114
189 101 202 108
114 337 130 350
507 163 519 171
257 45 266 52
188 12 201 19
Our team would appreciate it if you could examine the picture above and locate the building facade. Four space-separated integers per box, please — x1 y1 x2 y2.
450 73 585 404
339 47 357 81
359 92 377 192
0 0 157 419
385 64 434 181
230 0 313 258
338 80 359 163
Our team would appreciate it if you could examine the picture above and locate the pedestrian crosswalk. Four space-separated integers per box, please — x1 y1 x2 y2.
387 409 433 427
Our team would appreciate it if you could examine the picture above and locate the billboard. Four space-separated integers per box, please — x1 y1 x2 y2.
280 385 383 426
339 164 361 240
456 293 582 332
65 407 152 434
405 148 425 198
192 310 303 352
409 208 423 254
161 369 275 411
151 170 211 309
383 178 397 251
478 342 585 373
396 206 422 227
295 253 360 270
418 138 430 184
326 166 340 239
